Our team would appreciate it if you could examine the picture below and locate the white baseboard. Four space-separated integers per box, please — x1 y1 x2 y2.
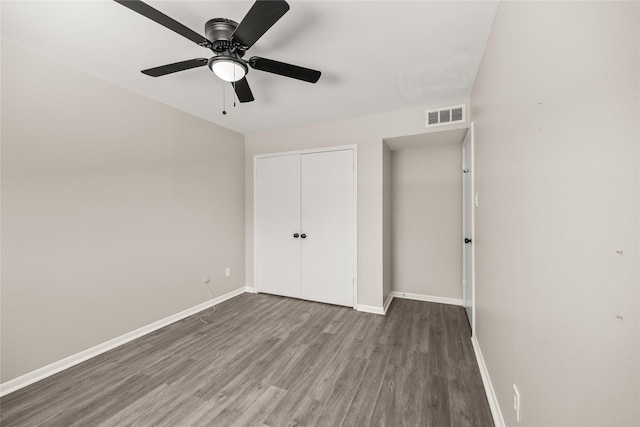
383 293 394 314
245 286 257 294
471 336 505 427
0 286 247 397
390 291 463 306
356 304 385 315
358 291 459 316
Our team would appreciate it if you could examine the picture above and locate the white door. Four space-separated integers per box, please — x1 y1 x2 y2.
255 155 301 299
462 123 475 332
300 150 355 307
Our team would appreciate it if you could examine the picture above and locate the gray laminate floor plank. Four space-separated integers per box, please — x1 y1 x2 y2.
313 354 369 427
0 294 493 426
341 343 391 427
231 385 288 427
369 361 402 426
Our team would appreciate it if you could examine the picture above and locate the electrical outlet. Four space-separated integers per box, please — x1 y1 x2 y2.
513 384 521 422
203 277 210 284
225 267 231 278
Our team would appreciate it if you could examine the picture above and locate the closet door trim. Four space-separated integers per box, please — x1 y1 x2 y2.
253 144 358 308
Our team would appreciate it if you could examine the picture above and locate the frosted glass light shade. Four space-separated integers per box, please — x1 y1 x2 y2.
211 58 247 82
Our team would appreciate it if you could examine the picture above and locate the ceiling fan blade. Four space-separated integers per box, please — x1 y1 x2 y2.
249 57 321 83
232 78 255 103
114 0 211 47
231 0 289 49
142 58 209 77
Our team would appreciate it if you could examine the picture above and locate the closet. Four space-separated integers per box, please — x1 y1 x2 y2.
254 147 356 307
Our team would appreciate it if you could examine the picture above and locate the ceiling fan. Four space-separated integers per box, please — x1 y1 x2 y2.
114 0 321 103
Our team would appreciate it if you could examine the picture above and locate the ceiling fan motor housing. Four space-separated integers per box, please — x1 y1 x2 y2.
205 18 240 54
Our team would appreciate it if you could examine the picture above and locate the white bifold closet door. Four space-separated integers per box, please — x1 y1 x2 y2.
300 150 354 306
255 149 354 307
254 154 301 299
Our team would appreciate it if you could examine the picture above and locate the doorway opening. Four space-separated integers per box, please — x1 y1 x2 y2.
384 124 474 334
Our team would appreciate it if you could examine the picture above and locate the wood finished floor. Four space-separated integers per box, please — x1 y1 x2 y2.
0 294 493 427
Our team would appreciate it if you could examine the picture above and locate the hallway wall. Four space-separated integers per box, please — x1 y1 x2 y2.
471 2 639 425
391 145 462 300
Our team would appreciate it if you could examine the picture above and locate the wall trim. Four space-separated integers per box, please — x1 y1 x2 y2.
390 291 463 306
356 304 385 315
245 286 257 294
0 286 247 397
383 293 394 314
253 144 358 159
471 336 505 427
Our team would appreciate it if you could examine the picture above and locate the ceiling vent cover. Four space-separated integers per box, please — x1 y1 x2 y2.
425 105 465 128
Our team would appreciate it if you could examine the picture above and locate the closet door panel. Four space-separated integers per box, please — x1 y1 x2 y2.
255 155 301 299
300 150 354 307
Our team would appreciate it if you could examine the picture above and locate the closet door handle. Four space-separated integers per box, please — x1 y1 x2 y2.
464 238 472 244
293 233 299 238
301 234 307 239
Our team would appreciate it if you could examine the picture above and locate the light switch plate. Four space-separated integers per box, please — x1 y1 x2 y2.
513 384 521 422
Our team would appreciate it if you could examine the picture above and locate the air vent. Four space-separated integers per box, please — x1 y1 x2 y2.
425 104 465 128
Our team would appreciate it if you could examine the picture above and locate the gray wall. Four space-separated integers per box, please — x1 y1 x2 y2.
1 42 246 383
382 143 392 304
471 2 639 425
391 145 462 300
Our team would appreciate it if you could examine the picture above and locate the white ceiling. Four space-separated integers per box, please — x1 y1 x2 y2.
1 1 498 134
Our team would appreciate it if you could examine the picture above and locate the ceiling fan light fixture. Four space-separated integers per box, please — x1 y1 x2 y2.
116 0 320 103
208 56 248 82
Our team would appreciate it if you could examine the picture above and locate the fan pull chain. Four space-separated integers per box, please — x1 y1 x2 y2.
230 82 237 108
233 66 237 108
222 80 227 115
